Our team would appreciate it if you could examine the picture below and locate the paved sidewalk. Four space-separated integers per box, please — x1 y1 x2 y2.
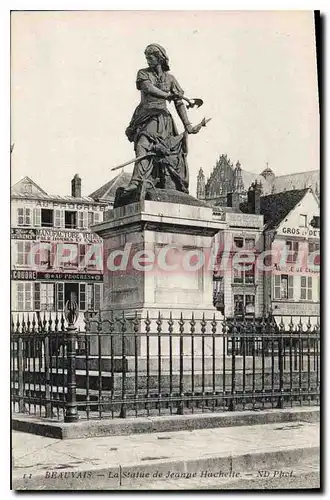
12 420 319 490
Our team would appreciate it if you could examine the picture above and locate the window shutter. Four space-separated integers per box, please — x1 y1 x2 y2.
274 275 281 299
78 211 84 229
288 275 294 299
83 212 88 229
25 283 33 311
33 207 41 227
17 208 24 226
34 282 41 311
79 244 86 268
94 284 102 310
87 284 93 310
56 283 64 311
17 282 24 310
308 276 313 300
25 208 32 226
54 209 64 228
94 211 102 224
79 283 86 311
300 276 307 300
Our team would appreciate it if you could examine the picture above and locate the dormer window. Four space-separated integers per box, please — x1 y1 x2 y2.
23 182 32 194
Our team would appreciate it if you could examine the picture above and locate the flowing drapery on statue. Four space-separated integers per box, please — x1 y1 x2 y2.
114 44 210 204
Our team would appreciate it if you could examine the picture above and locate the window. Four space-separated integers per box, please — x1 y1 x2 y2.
308 241 320 267
299 214 307 228
34 283 55 311
65 211 77 229
15 241 32 266
41 209 53 228
286 241 299 263
233 266 243 284
301 276 312 301
245 238 255 250
233 262 254 284
213 277 224 306
84 244 102 270
274 274 294 300
245 295 255 316
61 244 78 268
234 237 244 248
234 295 244 316
308 242 320 253
23 182 32 194
234 294 255 318
78 283 102 311
310 216 320 229
17 207 31 226
244 263 255 284
12 282 33 311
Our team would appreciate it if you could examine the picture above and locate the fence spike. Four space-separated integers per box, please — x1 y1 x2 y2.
21 314 26 334
54 311 59 333
42 311 47 332
156 311 162 334
201 312 206 335
11 313 14 332
168 312 173 335
48 312 53 333
16 314 20 333
144 311 151 334
178 312 184 334
26 313 31 333
306 316 312 333
132 311 139 334
31 313 36 333
60 312 65 332
211 313 217 334
190 312 196 334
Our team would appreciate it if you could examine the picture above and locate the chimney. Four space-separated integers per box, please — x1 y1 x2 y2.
71 174 81 198
227 192 240 210
247 181 262 214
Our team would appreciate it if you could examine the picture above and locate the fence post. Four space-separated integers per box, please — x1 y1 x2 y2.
277 318 284 409
17 334 24 413
64 298 79 423
229 318 237 411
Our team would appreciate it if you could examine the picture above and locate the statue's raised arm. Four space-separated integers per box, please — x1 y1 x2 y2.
116 43 210 201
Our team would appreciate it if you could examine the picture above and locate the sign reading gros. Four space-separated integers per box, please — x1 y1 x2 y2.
280 227 320 238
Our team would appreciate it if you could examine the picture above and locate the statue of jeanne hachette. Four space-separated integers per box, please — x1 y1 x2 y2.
116 44 210 197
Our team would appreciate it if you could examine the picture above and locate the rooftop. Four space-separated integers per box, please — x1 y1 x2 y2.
240 188 311 230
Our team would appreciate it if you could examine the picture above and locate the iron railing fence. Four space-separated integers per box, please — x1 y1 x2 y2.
11 311 320 422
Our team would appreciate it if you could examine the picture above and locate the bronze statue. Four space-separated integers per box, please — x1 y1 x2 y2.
114 44 210 202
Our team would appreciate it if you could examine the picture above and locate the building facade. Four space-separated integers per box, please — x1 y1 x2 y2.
11 175 112 329
259 188 320 321
212 185 320 322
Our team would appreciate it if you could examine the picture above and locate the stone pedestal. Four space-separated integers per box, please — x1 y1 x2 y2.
93 192 225 356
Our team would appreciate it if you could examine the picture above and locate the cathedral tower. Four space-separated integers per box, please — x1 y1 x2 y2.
197 167 206 199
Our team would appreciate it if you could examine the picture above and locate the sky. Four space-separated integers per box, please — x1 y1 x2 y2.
11 10 319 198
